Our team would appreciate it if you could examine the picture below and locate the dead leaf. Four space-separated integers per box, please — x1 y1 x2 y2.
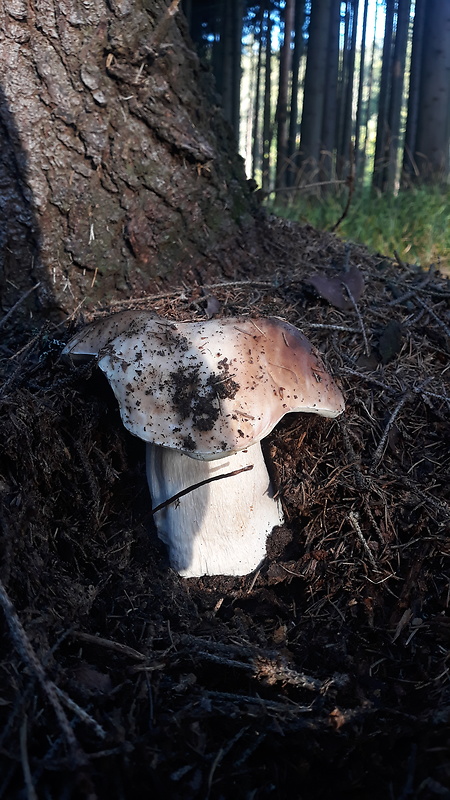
329 707 347 730
378 320 404 364
306 265 364 311
72 663 112 693
204 293 221 318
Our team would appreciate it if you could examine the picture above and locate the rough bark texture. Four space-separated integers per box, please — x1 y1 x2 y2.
337 0 358 179
274 0 295 192
320 0 340 183
382 0 412 191
0 0 252 318
298 0 332 178
414 0 450 182
402 0 425 181
372 0 395 189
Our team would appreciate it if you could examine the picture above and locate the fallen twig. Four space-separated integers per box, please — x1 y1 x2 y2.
348 510 378 569
371 391 414 467
71 630 147 661
0 579 84 765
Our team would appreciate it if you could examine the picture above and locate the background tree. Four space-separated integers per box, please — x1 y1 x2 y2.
372 0 395 189
186 0 450 196
409 0 450 183
298 0 332 182
380 0 412 191
286 0 305 187
275 0 295 191
336 0 359 178
261 1 273 193
354 0 369 174
251 4 264 180
402 0 426 182
320 0 341 186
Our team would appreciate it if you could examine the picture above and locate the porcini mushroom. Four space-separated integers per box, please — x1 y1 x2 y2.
63 312 344 577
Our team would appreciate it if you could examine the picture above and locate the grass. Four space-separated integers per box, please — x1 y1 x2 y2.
271 186 450 274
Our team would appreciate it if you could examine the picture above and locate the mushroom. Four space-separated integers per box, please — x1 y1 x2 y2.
63 312 344 577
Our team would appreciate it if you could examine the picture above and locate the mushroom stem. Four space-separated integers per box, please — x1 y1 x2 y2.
146 443 284 578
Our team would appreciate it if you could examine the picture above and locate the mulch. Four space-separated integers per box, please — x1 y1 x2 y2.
0 215 449 799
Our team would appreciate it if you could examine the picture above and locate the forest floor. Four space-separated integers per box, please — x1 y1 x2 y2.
0 214 449 799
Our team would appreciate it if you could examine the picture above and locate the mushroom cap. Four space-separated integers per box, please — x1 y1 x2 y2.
62 310 159 361
65 313 345 459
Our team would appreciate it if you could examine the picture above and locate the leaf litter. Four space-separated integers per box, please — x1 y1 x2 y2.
0 215 449 799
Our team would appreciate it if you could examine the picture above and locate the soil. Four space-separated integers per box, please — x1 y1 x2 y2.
0 214 449 800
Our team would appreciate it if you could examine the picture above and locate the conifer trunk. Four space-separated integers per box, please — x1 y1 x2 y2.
0 0 251 318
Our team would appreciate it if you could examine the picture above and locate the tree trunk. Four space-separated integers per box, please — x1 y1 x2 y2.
251 5 264 181
0 0 251 319
359 0 379 181
213 0 243 137
298 0 332 182
413 0 450 183
275 0 295 193
261 3 273 193
382 0 412 192
354 0 369 176
320 0 341 185
337 0 359 179
402 0 426 182
286 0 306 188
372 0 395 190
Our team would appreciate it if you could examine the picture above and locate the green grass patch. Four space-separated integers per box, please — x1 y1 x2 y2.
271 186 450 273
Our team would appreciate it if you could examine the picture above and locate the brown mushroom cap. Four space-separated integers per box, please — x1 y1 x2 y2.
65 314 344 459
63 310 158 361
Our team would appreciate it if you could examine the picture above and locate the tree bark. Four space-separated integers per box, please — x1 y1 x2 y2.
0 0 251 319
354 0 369 176
337 0 359 179
402 0 426 182
275 0 295 193
261 3 273 193
382 0 412 192
286 0 305 188
372 0 395 190
413 0 450 183
298 0 332 182
320 0 341 185
359 0 379 181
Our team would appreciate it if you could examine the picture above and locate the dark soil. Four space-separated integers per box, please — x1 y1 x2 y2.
0 215 449 800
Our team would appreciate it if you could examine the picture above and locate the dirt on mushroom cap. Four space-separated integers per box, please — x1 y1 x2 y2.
92 315 344 458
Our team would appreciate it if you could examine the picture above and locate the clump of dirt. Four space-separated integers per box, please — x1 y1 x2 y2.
0 215 449 799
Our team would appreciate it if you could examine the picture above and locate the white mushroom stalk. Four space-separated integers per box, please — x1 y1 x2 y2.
147 443 282 576
63 312 345 577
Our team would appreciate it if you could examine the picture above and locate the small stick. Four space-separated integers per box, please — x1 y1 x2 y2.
151 464 253 514
348 511 378 569
416 297 450 340
372 377 434 468
20 717 38 800
54 687 107 740
107 280 276 307
330 144 355 233
343 283 370 357
71 630 147 661
386 275 430 307
341 366 397 395
204 689 313 716
0 579 83 764
301 323 361 333
371 392 413 467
